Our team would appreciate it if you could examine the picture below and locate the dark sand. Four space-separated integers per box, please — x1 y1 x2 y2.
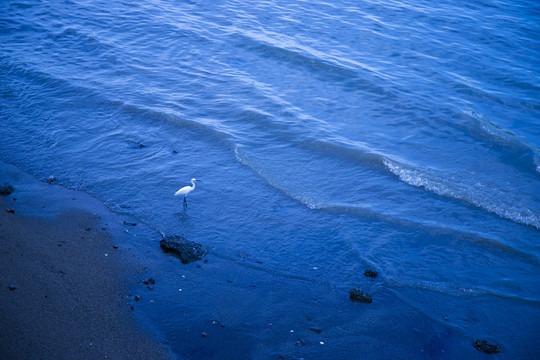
0 179 173 359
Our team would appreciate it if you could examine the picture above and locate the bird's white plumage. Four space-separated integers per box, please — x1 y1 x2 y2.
175 178 197 197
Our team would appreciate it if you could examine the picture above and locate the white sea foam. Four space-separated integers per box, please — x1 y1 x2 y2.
383 159 540 229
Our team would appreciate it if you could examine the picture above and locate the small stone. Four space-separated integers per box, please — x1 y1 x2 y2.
310 327 322 334
113 245 118 249
295 339 305 347
9 284 16 291
474 339 500 354
46 175 55 183
130 306 134 310
364 270 378 278
201 332 207 337
134 295 140 301
349 289 373 303
172 150 178 154
6 209 15 214
123 221 137 226
85 227 91 231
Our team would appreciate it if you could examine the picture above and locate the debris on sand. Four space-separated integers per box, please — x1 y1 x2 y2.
142 278 155 285
474 339 500 354
364 270 378 278
160 235 207 264
349 289 373 303
0 184 14 195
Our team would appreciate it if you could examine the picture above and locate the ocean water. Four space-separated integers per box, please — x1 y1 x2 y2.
1 0 539 358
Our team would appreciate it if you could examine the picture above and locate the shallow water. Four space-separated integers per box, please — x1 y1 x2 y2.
1 0 539 358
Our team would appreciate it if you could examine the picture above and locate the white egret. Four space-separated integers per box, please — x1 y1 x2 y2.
175 178 197 206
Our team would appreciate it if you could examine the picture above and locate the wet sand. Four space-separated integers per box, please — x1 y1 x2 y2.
0 171 173 359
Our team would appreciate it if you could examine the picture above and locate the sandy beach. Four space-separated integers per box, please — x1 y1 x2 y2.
0 165 173 360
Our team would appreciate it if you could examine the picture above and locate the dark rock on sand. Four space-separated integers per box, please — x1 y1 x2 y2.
160 235 207 264
310 327 322 334
9 284 16 291
142 278 155 285
474 339 500 354
6 209 15 214
349 289 373 303
0 184 14 195
46 175 55 183
123 221 137 226
364 270 378 278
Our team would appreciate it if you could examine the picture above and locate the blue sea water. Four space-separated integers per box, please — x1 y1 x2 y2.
1 0 539 358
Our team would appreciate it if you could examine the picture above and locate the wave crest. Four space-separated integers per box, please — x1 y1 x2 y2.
383 159 540 229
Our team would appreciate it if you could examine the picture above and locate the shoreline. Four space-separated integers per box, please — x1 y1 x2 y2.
0 161 174 360
0 161 523 359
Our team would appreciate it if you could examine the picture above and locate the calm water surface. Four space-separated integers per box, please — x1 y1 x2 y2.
1 0 539 358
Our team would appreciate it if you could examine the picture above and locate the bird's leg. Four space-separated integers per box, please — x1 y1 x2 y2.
183 196 187 204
